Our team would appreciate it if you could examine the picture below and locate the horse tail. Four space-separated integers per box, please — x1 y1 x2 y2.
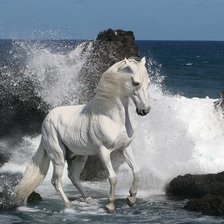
15 141 50 204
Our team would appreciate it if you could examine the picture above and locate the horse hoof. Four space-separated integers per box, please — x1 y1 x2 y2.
106 202 115 213
85 197 95 204
127 196 136 207
65 202 74 209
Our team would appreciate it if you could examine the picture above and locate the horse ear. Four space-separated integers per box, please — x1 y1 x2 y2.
118 58 133 74
141 57 146 65
125 58 132 66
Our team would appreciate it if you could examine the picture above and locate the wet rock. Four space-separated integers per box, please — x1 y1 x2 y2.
214 91 224 111
0 172 22 209
79 28 140 102
185 194 224 216
27 191 42 203
81 150 124 180
0 144 10 167
0 172 41 209
166 171 224 216
166 172 224 199
0 70 48 137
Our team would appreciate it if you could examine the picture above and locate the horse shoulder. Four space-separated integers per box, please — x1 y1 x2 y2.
95 115 128 149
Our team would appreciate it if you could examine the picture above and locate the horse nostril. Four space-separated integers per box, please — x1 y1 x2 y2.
136 107 150 116
142 109 147 115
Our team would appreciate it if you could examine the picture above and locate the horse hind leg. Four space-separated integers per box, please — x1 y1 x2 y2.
51 162 72 208
67 155 93 203
43 135 72 208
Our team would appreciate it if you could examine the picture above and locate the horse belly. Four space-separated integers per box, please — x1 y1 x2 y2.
63 136 98 156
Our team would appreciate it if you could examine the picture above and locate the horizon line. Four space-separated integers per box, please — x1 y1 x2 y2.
0 38 224 42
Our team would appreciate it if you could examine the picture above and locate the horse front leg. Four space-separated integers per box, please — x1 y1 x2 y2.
98 147 117 213
122 146 140 207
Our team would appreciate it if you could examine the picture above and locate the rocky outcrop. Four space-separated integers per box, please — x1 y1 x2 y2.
79 29 139 180
78 28 140 102
166 171 224 216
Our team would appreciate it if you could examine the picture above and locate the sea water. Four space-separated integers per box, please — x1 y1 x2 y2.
0 40 224 223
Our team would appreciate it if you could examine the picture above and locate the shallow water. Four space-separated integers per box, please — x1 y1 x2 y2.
1 182 224 224
0 40 224 223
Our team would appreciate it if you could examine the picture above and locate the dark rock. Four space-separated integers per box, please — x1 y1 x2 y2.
214 91 224 111
81 150 124 180
166 172 224 199
27 191 42 203
79 29 139 180
78 28 140 102
0 69 48 137
0 172 22 209
0 144 10 167
0 172 41 209
166 171 224 216
185 194 224 216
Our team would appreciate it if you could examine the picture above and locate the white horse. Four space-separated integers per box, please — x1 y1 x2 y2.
15 57 150 212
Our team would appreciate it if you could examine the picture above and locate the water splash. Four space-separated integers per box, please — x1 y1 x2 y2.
0 41 224 196
130 84 224 191
13 40 92 108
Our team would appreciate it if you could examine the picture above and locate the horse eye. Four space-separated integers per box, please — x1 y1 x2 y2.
132 81 140 87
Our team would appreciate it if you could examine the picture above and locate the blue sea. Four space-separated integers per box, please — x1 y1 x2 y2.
0 40 224 223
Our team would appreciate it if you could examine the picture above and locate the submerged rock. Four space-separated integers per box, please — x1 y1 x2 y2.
166 171 224 216
185 194 224 216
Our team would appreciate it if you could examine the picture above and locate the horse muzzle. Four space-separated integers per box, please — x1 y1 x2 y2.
136 107 151 116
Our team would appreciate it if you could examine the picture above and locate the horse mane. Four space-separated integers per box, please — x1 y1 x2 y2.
96 60 130 101
85 57 144 113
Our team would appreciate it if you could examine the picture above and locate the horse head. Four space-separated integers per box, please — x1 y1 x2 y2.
118 57 151 116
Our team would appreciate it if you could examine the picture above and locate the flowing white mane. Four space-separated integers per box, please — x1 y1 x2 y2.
95 58 147 104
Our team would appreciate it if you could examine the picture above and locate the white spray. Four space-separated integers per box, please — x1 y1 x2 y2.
1 42 223 195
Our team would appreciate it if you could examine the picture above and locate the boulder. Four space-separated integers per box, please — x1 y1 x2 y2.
166 171 224 216
166 172 224 199
78 28 140 102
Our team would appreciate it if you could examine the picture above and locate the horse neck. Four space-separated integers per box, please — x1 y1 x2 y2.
90 89 129 124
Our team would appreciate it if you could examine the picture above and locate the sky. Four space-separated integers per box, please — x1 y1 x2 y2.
0 0 224 40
